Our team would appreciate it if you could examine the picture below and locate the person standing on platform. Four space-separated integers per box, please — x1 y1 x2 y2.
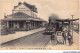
62 31 66 44
68 32 72 46
51 33 57 45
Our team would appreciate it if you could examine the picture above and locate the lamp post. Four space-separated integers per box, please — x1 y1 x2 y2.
71 15 74 43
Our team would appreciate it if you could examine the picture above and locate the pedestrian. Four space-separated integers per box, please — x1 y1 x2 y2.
51 33 55 40
62 31 66 44
68 32 72 46
51 33 57 45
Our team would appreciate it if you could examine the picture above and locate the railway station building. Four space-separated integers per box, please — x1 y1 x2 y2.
2 2 45 31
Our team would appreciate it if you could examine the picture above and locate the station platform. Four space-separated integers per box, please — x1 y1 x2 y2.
0 28 45 44
46 30 79 50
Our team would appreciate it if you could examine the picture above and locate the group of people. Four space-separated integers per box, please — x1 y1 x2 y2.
51 27 73 46
62 31 73 46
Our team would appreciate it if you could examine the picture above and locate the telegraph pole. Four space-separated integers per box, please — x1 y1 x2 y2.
71 15 74 43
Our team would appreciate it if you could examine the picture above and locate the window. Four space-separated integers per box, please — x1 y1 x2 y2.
19 8 25 9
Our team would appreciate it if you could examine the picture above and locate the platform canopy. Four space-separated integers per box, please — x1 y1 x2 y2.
56 19 79 22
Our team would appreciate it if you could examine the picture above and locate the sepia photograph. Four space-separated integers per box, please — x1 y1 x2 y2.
0 0 79 50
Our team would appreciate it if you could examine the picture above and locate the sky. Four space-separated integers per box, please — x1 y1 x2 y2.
0 0 79 21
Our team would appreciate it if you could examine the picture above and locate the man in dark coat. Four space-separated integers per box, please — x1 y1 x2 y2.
68 32 72 46
62 31 66 44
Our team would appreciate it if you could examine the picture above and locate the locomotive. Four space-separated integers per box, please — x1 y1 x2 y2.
45 14 79 44
45 14 63 35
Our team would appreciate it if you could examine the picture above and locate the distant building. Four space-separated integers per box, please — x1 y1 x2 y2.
2 2 46 31
72 22 79 32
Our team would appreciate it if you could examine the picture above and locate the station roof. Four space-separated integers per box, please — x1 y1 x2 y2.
2 18 32 21
3 12 45 21
6 12 32 18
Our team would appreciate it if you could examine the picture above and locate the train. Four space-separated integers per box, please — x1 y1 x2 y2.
45 15 79 35
44 15 79 44
45 16 63 35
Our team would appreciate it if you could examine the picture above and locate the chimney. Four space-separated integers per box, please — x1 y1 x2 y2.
18 2 21 5
4 13 7 18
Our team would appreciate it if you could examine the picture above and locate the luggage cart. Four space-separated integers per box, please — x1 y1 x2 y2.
56 31 64 44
